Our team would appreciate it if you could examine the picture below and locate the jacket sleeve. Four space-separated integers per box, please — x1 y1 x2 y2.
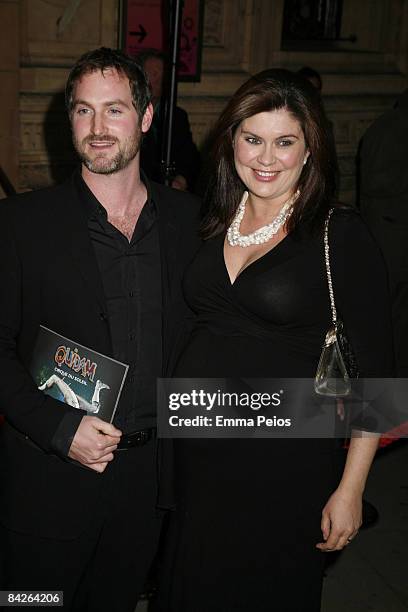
0 202 83 453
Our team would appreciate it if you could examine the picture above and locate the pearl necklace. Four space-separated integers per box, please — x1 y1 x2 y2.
227 190 299 248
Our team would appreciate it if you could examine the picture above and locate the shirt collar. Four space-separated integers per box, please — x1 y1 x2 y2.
73 167 157 221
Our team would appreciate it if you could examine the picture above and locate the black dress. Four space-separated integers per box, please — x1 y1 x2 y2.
156 210 393 612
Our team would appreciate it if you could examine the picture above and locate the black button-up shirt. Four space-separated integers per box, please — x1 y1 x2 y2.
75 171 162 433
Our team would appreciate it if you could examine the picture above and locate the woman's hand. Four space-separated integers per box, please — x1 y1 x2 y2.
316 487 362 552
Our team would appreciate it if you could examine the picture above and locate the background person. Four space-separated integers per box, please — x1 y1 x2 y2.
137 48 201 192
297 65 323 93
358 88 408 377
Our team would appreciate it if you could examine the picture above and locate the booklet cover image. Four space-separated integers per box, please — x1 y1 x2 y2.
31 326 129 423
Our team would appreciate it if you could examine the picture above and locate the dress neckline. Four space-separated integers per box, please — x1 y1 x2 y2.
222 232 292 286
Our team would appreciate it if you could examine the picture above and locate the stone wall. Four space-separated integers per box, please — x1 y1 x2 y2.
1 0 407 202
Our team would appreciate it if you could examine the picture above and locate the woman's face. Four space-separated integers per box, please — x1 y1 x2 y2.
233 108 309 208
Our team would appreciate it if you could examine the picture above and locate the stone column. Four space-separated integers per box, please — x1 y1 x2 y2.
0 0 20 191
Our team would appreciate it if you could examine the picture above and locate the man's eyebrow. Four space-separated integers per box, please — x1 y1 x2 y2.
72 99 90 108
72 99 131 108
104 99 131 108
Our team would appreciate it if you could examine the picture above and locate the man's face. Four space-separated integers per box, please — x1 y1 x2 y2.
70 68 152 175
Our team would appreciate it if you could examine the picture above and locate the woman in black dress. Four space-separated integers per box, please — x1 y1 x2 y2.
156 70 393 611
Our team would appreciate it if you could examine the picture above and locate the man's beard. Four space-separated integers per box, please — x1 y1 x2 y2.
73 129 142 175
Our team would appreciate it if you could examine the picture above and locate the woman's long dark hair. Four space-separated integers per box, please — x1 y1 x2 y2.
201 69 338 239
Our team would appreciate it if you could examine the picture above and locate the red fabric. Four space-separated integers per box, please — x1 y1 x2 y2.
378 421 408 447
342 421 408 449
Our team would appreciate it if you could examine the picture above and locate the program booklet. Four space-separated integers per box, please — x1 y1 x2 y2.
30 325 128 423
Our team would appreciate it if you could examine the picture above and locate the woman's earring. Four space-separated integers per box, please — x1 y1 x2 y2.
303 157 308 166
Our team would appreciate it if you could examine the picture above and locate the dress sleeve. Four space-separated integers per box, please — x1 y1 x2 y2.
329 210 394 378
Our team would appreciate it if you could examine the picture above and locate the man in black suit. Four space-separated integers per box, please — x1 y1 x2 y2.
0 47 199 611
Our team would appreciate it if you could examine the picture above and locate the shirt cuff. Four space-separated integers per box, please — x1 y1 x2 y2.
51 411 84 457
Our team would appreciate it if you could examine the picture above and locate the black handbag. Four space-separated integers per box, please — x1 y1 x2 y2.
314 209 359 397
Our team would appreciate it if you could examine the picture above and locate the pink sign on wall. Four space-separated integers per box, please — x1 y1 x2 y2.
178 0 203 80
121 0 203 82
124 0 165 58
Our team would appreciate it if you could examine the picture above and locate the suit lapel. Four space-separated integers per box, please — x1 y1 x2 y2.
151 184 180 374
154 188 179 300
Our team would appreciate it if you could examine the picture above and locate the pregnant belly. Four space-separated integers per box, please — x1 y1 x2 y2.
174 328 318 378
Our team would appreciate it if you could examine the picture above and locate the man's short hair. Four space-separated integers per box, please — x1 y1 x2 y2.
65 47 152 119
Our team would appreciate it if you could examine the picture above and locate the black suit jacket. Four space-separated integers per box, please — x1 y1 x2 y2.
0 173 200 539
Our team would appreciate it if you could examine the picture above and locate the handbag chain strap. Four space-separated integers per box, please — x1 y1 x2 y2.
324 208 337 325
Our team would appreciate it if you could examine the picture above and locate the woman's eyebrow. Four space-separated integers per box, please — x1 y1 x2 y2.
241 130 299 139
